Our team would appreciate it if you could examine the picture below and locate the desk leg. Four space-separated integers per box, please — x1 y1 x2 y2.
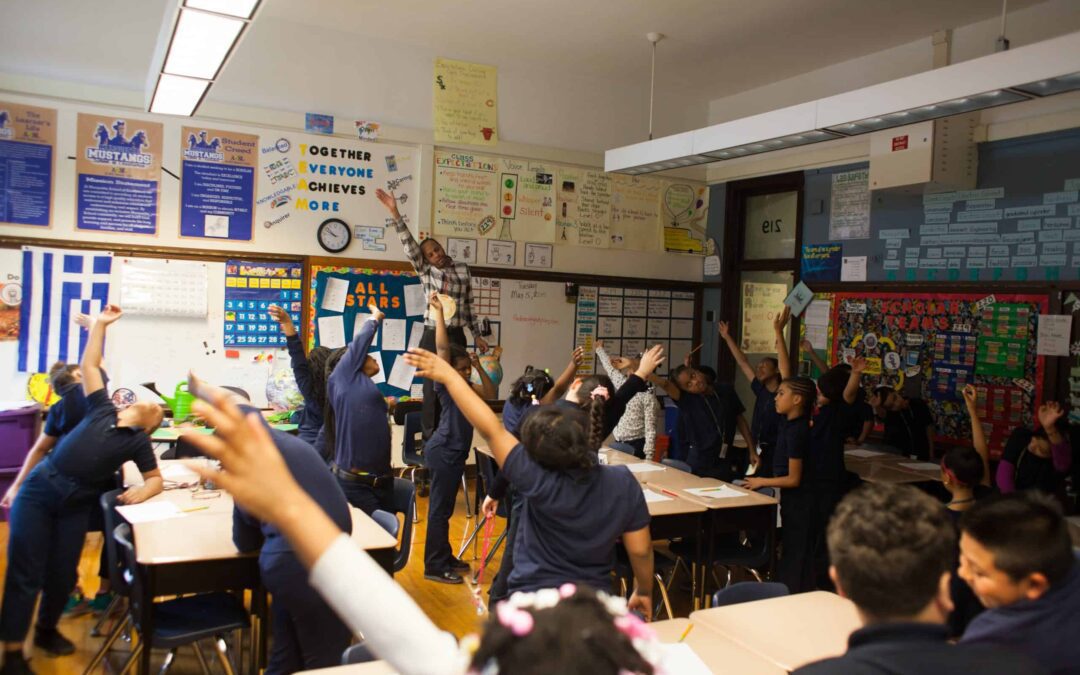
139 567 156 675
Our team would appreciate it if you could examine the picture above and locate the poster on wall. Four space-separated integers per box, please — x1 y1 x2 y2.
0 101 56 228
556 168 611 248
433 150 498 239
433 57 498 146
493 158 555 242
829 168 871 240
180 126 258 241
223 260 303 348
610 174 661 251
740 282 788 353
252 131 417 244
75 113 162 235
662 182 709 254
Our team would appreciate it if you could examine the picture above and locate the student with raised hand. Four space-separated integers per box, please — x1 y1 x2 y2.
720 320 781 475
870 385 936 460
996 401 1072 496
423 292 496 584
946 384 993 514
794 485 1043 674
404 345 656 612
268 304 331 459
186 373 353 674
0 306 163 674
959 491 1080 673
325 297 393 516
595 341 660 460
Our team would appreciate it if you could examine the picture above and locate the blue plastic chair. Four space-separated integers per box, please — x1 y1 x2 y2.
609 441 641 457
661 458 693 473
388 478 416 573
342 641 376 665
458 450 508 561
83 489 129 673
371 510 400 538
712 581 789 608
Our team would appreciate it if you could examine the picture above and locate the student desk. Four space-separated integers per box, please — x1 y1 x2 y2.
120 461 397 674
690 591 861 671
150 423 298 444
844 449 942 484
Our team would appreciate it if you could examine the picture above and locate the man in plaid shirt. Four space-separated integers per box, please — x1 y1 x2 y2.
377 189 489 438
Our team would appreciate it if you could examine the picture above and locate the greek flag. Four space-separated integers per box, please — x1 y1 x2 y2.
18 246 112 373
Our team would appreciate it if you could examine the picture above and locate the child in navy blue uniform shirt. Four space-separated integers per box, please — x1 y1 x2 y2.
269 305 331 459
405 343 659 614
0 306 163 673
423 293 496 584
720 320 781 476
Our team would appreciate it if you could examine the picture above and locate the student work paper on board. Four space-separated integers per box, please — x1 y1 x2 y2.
321 276 349 313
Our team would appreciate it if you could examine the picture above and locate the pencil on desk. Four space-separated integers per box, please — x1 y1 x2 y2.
181 506 210 513
678 623 694 642
659 488 679 498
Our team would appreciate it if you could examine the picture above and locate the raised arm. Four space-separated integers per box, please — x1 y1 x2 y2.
81 304 123 396
376 188 427 275
470 352 497 400
1038 401 1072 474
404 348 518 466
962 385 991 486
845 357 866 405
339 298 384 376
720 321 756 383
428 292 451 363
543 347 584 404
800 337 830 374
594 341 627 389
271 305 316 402
773 306 792 380
457 270 488 353
643 396 658 461
648 373 681 401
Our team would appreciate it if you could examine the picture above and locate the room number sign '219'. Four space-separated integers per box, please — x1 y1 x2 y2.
761 218 783 233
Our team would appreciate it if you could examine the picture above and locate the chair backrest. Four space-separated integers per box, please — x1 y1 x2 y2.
608 441 639 457
392 399 423 425
113 523 150 633
754 486 776 499
371 509 400 538
401 412 424 467
475 451 507 518
221 386 250 401
99 489 130 597
390 478 416 573
712 581 789 608
341 641 376 665
661 458 693 474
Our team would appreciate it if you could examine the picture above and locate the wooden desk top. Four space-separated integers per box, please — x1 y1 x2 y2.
601 449 777 510
844 448 941 484
122 461 397 565
690 591 861 671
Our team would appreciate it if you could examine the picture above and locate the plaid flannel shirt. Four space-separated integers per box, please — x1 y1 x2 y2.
392 217 482 336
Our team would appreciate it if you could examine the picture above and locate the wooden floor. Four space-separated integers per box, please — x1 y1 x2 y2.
0 477 505 673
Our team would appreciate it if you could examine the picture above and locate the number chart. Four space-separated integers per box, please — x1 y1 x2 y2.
223 260 303 348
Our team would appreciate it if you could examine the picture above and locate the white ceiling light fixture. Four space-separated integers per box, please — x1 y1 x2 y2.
146 0 263 116
606 30 1080 174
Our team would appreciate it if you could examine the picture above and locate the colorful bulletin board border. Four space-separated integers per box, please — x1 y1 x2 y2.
828 292 1048 457
223 260 303 348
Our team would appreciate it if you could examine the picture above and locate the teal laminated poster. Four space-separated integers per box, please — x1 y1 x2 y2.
223 260 303 348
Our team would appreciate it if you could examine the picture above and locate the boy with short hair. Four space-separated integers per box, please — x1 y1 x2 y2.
795 484 1040 674
959 492 1080 673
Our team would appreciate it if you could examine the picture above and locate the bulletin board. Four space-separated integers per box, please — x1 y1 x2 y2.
307 263 425 399
818 291 1048 457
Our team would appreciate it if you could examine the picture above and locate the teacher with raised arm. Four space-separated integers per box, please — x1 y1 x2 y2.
376 188 488 441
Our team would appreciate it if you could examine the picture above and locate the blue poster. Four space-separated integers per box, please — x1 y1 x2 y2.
0 102 56 227
75 113 163 235
223 260 303 348
180 127 258 240
801 244 842 282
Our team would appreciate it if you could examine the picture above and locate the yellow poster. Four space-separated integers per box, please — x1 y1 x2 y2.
75 113 163 235
610 174 661 251
433 150 498 238
0 101 56 228
556 169 611 248
741 282 789 353
493 157 555 242
434 58 498 145
662 181 709 254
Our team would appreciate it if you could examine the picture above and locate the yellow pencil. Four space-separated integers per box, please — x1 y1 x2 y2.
182 506 210 513
678 623 694 642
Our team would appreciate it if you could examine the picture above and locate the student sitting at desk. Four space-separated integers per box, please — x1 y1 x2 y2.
959 492 1080 673
405 345 657 608
268 304 331 459
995 401 1072 497
181 391 671 675
795 484 1042 674
325 298 393 516
1 306 163 675
187 374 353 674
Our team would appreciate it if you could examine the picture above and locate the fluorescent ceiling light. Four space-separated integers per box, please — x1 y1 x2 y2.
149 74 210 115
825 90 1029 135
185 0 259 19
163 9 245 79
1011 72 1080 97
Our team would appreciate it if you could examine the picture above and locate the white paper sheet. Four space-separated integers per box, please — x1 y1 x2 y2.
408 321 425 350
382 318 407 351
899 462 941 472
625 463 666 474
684 485 747 499
367 351 387 384
387 354 417 390
845 449 886 458
161 464 200 483
642 488 673 503
116 501 183 524
321 276 349 313
1037 314 1072 356
658 643 713 675
841 256 867 281
404 284 427 317
353 313 374 341
803 299 831 350
318 315 346 348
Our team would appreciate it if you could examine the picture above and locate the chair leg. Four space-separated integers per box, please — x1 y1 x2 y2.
118 642 143 675
458 518 484 559
412 499 420 524
90 595 124 637
158 649 177 675
653 573 674 621
81 614 131 675
748 567 764 582
215 635 237 675
461 475 473 518
192 642 213 675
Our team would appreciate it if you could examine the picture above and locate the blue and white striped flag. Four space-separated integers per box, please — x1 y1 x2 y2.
18 246 113 373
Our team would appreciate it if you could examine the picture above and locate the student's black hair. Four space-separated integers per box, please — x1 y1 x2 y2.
697 365 717 385
48 361 79 389
419 238 440 254
449 344 471 370
306 346 332 412
520 406 598 471
668 365 693 390
508 367 556 406
942 446 984 488
761 356 779 370
872 384 897 404
780 376 816 417
960 492 1075 585
471 587 654 675
817 364 850 403
321 347 348 463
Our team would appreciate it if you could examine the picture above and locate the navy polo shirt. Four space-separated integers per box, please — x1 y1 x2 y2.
49 389 157 489
233 407 351 556
883 398 934 459
44 370 109 438
502 443 650 593
676 385 744 473
807 401 854 494
425 382 474 455
285 333 324 447
750 378 781 448
500 398 531 438
772 414 810 481
328 319 390 475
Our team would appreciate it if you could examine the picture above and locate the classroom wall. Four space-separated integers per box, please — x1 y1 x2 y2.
699 184 726 370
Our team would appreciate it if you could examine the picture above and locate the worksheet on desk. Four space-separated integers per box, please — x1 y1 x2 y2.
684 485 747 499
642 488 673 503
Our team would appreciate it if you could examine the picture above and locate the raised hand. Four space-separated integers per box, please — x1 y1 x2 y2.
367 297 385 322
635 345 666 378
595 340 604 352
374 188 401 218
570 346 584 367
74 312 94 330
962 384 978 409
98 304 123 325
1038 401 1065 429
404 347 457 383
610 356 632 370
268 305 296 336
718 321 731 339
800 338 813 353
851 356 867 374
772 306 791 333
427 291 443 315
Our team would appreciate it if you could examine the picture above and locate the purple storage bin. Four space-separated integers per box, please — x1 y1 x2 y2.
0 404 40 470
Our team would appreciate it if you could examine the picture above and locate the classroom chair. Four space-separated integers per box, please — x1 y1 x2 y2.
385 478 416 574
661 458 693 473
458 450 508 563
712 581 789 608
341 641 377 665
399 411 426 521
371 509 400 538
711 487 778 588
612 550 678 621
221 386 250 401
82 490 131 675
113 523 249 675
609 441 641 458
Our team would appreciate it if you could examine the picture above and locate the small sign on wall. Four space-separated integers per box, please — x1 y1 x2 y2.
486 239 516 266
524 243 553 268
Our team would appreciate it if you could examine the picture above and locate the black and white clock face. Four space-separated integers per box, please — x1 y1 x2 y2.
317 218 351 253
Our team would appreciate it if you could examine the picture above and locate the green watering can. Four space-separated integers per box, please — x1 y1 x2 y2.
143 381 195 421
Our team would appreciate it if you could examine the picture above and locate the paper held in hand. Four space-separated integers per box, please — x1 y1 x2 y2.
436 293 457 320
